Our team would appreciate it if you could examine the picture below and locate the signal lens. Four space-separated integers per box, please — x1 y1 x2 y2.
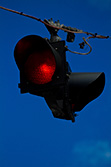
24 50 56 84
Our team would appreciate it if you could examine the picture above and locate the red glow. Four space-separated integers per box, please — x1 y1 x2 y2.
24 50 56 84
72 104 75 110
40 64 51 74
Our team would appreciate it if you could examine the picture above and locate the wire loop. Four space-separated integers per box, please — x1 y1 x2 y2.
65 37 92 55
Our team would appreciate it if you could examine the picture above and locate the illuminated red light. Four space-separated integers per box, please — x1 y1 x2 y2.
24 50 56 84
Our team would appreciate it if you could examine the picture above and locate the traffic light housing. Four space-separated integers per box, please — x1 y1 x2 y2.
14 35 66 95
14 35 105 122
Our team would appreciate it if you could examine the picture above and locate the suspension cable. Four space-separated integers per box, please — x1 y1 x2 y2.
0 6 110 38
0 5 110 55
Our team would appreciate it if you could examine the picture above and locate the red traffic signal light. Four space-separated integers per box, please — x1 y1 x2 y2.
14 35 62 85
14 35 105 122
23 50 56 84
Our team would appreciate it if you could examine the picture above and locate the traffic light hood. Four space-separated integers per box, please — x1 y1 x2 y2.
68 72 105 111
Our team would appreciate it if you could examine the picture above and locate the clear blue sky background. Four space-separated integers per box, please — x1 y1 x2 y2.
0 0 111 167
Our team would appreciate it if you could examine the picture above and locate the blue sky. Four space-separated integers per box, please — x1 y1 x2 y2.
0 0 111 167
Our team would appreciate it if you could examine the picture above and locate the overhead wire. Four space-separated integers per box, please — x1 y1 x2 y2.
0 5 110 55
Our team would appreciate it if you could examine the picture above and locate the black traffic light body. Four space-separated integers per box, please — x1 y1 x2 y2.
14 35 105 122
14 35 67 96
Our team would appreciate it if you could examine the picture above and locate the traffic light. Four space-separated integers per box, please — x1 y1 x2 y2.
14 35 105 122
